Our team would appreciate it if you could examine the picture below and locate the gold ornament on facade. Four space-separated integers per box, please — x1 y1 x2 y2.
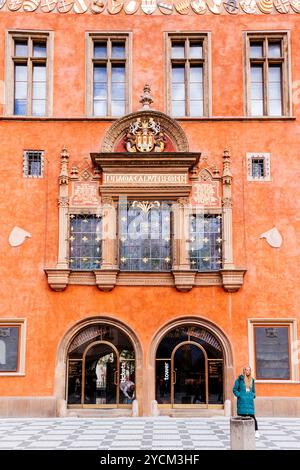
132 200 160 213
124 118 166 153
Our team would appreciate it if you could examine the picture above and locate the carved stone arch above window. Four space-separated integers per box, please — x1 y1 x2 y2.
101 109 189 153
45 87 246 293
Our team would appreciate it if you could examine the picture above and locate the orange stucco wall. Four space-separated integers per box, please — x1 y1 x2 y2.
0 11 299 404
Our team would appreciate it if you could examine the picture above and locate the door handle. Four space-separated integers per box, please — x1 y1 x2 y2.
114 370 118 386
173 370 177 385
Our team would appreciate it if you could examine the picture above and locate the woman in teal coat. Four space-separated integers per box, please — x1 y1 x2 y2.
233 365 259 437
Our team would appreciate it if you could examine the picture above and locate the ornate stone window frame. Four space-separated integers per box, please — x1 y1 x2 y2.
248 319 299 384
0 319 27 377
5 30 54 117
246 152 271 182
45 106 245 293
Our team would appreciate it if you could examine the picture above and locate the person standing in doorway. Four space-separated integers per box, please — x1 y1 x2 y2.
233 365 260 438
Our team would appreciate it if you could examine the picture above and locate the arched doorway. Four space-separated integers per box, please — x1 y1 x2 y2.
155 324 224 408
67 323 135 408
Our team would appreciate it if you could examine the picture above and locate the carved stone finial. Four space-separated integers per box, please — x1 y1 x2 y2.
59 147 69 185
222 148 232 180
139 84 153 110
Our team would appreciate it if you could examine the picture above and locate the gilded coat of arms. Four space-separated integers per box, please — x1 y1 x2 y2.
124 117 166 153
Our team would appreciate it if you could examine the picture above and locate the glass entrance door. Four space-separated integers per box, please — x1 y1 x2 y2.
172 342 207 407
83 342 118 407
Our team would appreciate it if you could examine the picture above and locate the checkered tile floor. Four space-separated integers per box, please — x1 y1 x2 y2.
0 417 300 450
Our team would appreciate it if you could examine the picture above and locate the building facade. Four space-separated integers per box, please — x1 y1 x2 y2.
0 2 299 418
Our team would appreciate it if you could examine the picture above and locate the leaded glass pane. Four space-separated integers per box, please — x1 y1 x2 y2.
189 214 222 271
119 202 172 272
69 214 102 270
252 158 265 178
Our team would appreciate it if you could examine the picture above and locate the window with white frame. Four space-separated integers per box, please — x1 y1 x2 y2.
246 153 271 181
87 33 130 117
0 320 26 376
249 320 298 382
245 33 290 117
7 32 51 117
23 150 44 178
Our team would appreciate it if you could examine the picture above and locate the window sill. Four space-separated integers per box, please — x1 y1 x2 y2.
0 115 296 122
255 380 297 384
45 267 246 293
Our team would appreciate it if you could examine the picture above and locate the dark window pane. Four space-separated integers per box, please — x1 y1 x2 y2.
156 360 171 404
255 327 290 379
252 158 265 178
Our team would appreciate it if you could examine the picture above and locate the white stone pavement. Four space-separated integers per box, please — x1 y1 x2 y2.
0 417 299 450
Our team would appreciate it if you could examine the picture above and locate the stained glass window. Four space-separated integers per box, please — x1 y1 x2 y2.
119 201 172 272
69 214 102 270
189 214 222 271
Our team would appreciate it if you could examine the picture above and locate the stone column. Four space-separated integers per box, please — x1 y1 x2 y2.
222 149 234 270
94 196 119 291
172 198 196 292
220 149 247 292
230 416 256 450
57 147 70 269
45 147 70 291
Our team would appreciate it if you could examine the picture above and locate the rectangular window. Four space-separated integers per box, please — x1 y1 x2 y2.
119 201 172 272
0 320 26 376
88 34 130 117
8 33 50 116
167 34 209 117
246 33 290 117
69 214 102 270
23 150 44 178
254 325 291 380
189 214 222 271
246 152 271 181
